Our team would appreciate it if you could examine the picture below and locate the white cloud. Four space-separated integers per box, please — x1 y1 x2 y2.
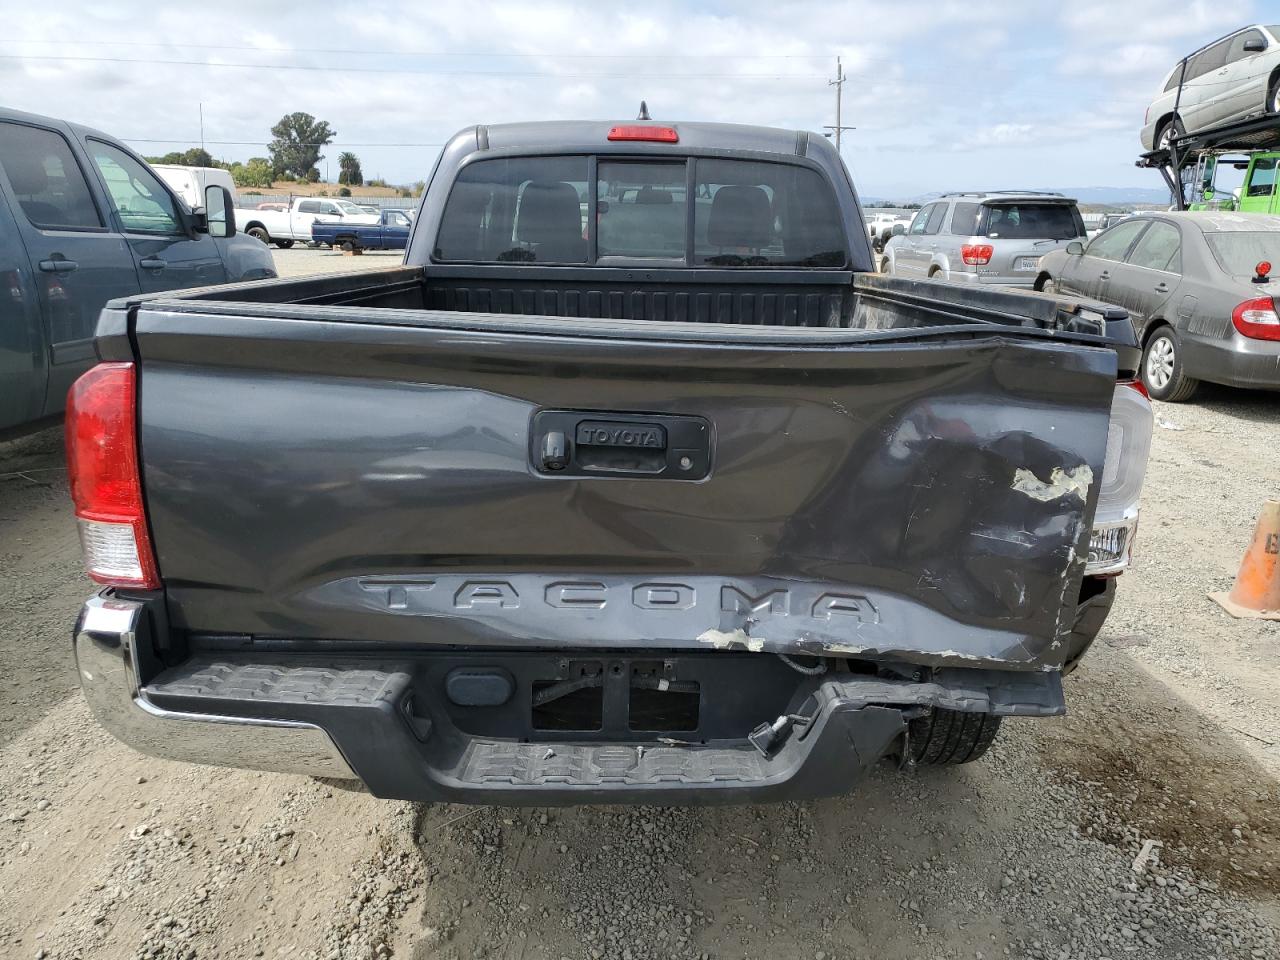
0 0 1251 195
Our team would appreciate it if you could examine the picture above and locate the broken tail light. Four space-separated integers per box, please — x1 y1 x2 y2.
1085 380 1153 575
65 362 160 589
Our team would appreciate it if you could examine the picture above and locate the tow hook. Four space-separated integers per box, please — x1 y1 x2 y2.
748 713 814 759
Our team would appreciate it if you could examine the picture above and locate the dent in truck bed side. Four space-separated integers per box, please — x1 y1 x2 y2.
133 307 1116 672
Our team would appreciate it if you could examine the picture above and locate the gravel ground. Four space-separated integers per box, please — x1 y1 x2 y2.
1 286 1278 958
267 245 405 279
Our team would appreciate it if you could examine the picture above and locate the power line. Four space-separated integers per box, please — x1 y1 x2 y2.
0 39 834 61
127 139 445 147
0 53 826 80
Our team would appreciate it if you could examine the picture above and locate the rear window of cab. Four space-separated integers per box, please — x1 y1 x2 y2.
433 155 848 267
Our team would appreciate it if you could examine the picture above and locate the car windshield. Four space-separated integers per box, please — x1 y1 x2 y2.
335 200 366 215
978 203 1084 240
1204 231 1280 275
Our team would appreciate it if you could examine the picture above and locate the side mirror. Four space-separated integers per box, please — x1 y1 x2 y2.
204 185 236 239
1244 37 1266 53
1066 240 1085 256
892 223 906 236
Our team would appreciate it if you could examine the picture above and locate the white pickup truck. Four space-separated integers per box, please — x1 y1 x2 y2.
234 197 380 248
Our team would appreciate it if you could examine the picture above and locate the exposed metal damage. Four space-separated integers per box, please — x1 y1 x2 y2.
1011 464 1094 503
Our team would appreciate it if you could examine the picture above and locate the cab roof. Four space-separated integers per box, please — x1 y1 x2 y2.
457 119 831 159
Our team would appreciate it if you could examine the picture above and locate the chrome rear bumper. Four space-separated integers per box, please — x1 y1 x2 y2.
73 594 357 779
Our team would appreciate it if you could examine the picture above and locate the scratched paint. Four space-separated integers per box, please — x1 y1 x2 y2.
697 628 766 653
1011 465 1094 503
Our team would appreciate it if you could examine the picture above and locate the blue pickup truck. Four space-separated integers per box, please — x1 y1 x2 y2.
310 207 413 251
0 107 275 437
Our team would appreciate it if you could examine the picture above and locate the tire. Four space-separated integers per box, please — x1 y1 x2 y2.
274 239 294 249
908 708 1002 766
339 239 356 253
1269 75 1280 115
1039 276 1058 295
246 225 270 245
1142 326 1199 402
1062 576 1116 675
1156 117 1185 152
880 258 892 275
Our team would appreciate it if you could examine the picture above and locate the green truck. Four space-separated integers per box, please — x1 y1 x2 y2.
1187 152 1280 211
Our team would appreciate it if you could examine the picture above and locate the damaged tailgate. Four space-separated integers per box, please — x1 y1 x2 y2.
135 310 1117 671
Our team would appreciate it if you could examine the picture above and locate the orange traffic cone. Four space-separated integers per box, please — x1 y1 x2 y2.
1210 500 1280 620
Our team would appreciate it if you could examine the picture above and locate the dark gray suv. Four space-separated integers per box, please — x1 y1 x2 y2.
882 191 1087 287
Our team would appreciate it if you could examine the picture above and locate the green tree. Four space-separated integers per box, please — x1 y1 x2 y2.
229 157 274 188
144 148 219 168
337 151 363 186
268 112 335 180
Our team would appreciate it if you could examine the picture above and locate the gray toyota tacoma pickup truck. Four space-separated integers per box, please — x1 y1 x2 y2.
68 120 1153 805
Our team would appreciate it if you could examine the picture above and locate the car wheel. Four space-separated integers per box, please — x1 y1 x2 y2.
246 226 270 245
274 239 294 249
880 258 892 275
1142 327 1199 402
340 239 356 253
907 709 1002 766
1156 117 1185 152
1269 75 1280 114
1040 277 1058 295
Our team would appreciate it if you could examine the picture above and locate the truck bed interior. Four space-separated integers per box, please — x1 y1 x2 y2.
173 265 1123 340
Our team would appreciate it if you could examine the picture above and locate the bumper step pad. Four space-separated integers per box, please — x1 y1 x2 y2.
460 741 768 786
146 656 410 708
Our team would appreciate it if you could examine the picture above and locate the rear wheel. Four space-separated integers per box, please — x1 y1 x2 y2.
274 239 294 249
1156 117 1185 152
908 708 1002 766
246 225 270 245
339 238 357 252
1142 326 1199 402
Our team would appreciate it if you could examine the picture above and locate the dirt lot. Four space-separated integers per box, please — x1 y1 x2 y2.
269 245 405 278
1 250 1279 958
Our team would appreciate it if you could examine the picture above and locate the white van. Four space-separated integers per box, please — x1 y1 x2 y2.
152 165 239 211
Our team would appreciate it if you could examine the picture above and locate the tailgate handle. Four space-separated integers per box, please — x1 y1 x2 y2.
532 411 711 480
540 431 569 471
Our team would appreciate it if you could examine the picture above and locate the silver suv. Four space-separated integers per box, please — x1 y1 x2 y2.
881 192 1087 287
1139 25 1280 152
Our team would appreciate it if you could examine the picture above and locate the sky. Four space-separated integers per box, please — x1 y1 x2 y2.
0 0 1274 198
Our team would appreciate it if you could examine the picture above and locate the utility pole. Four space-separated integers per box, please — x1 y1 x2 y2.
198 102 205 155
824 57 855 153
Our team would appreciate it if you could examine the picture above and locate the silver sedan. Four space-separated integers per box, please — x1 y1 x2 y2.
1035 212 1280 401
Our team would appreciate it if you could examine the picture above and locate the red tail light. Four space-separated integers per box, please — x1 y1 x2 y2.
65 362 159 589
607 125 678 143
1231 296 1280 341
961 243 993 265
1120 377 1149 399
